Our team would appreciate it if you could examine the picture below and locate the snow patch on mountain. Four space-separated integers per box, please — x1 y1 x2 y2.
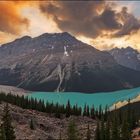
64 46 69 56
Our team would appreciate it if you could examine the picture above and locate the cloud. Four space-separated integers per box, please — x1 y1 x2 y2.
114 7 140 37
1 0 140 51
0 2 29 35
39 1 140 39
39 1 120 38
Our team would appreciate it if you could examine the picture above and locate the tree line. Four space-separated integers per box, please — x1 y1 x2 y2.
0 92 140 139
94 100 138 140
0 92 107 119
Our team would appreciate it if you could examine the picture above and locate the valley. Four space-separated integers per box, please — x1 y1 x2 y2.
1 1 140 140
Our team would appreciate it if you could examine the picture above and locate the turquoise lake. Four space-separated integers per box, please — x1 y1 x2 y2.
28 87 140 110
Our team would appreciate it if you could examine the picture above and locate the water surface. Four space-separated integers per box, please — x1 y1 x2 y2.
28 87 140 109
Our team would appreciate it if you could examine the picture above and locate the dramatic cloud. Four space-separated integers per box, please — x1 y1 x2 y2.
39 1 120 38
0 2 29 35
115 7 140 37
39 1 140 39
1 1 140 50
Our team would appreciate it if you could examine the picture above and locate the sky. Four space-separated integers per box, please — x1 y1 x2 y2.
0 1 140 51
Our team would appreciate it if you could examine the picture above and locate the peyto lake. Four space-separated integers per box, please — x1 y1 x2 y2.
28 87 140 110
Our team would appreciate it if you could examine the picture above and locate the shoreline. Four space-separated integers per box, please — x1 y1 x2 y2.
111 93 140 110
0 85 29 96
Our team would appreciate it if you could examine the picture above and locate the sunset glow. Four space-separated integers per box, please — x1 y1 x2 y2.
0 1 140 51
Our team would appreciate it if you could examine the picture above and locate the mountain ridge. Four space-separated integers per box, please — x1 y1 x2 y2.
0 32 140 93
109 46 140 71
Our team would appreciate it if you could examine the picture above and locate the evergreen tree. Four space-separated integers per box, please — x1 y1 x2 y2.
0 93 83 118
90 105 95 119
105 119 110 140
99 105 102 119
0 123 6 140
83 104 87 116
131 110 136 129
111 114 120 140
55 103 61 118
95 120 100 140
104 105 108 121
30 118 35 130
100 117 105 140
86 124 91 140
95 109 99 118
138 130 140 136
118 110 122 126
2 103 16 140
66 100 71 118
86 105 90 117
121 119 131 140
67 120 78 140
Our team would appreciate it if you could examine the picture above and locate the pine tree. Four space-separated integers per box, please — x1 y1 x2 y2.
104 105 108 121
99 105 102 119
2 103 16 140
83 104 87 116
131 110 136 129
67 120 78 140
86 105 90 117
30 118 35 130
90 105 95 119
86 124 91 140
95 120 100 140
121 118 131 140
111 114 120 140
55 103 61 118
100 117 105 140
95 109 99 118
66 100 71 118
138 130 140 136
0 123 6 140
105 119 110 140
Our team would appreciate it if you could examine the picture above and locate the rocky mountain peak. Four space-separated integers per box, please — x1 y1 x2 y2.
15 36 32 41
109 46 140 71
0 34 140 93
1 36 32 49
37 32 77 42
125 46 134 51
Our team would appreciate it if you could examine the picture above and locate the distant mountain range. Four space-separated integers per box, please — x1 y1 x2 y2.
0 32 140 93
109 47 140 71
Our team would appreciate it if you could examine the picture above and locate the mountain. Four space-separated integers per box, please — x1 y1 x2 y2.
0 32 140 93
109 46 140 71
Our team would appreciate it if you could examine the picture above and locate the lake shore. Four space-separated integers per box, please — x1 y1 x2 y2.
111 93 140 110
0 85 29 96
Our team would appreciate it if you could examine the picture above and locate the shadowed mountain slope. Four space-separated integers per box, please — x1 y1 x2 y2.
0 33 140 93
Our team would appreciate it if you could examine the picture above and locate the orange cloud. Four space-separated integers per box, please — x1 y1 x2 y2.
39 1 140 41
0 1 29 35
0 1 140 52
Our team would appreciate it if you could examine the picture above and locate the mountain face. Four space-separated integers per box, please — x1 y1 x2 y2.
0 33 140 93
109 47 140 71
